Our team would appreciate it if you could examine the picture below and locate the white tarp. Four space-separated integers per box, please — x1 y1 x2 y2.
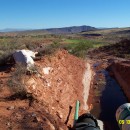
13 50 38 69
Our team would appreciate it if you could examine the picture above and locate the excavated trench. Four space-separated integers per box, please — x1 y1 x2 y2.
0 50 129 130
89 62 127 130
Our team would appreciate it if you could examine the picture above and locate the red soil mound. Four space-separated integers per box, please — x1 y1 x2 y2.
0 50 86 130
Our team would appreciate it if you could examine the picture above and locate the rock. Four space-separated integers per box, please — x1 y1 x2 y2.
94 86 97 89
47 82 51 87
26 78 37 87
7 106 15 110
97 120 104 130
15 113 22 120
52 107 55 110
43 67 53 75
26 78 37 92
6 122 11 126
46 120 55 130
57 78 62 83
56 112 63 119
59 128 64 130
32 113 37 117
37 74 41 77
94 83 98 85
43 79 51 87
96 100 100 103
11 67 15 71
97 70 102 73
32 117 38 123
36 116 42 122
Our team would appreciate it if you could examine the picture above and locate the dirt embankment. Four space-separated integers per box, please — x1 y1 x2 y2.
88 39 130 60
0 50 94 130
88 39 130 103
110 60 130 101
25 50 86 126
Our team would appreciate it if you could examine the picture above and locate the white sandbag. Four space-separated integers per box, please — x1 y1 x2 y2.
13 49 38 69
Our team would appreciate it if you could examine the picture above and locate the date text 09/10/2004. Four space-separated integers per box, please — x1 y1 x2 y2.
119 120 130 124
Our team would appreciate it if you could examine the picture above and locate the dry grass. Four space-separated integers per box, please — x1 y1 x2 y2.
7 63 27 94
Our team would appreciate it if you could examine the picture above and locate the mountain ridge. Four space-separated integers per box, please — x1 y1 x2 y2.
0 25 97 34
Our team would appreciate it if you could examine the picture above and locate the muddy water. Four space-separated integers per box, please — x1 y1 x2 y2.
0 66 8 71
0 65 12 72
91 64 127 130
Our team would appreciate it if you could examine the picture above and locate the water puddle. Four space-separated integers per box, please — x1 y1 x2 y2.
91 63 127 130
0 65 12 72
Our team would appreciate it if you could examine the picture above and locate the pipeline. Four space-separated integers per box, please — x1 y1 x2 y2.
73 100 80 126
73 101 101 130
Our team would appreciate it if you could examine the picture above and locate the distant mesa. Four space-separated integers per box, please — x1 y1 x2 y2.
44 25 97 34
0 28 27 32
0 25 97 34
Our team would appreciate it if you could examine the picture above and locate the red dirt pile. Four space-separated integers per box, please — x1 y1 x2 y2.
0 49 86 130
25 50 86 125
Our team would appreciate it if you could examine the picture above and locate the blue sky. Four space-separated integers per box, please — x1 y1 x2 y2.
0 0 130 29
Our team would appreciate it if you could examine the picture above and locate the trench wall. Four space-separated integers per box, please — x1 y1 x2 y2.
111 61 130 101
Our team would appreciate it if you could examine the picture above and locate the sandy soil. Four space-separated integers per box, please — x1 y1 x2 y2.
82 62 93 110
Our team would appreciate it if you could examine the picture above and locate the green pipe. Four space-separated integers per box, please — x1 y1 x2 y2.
74 100 80 126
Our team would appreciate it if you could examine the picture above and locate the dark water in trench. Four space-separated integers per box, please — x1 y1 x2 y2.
0 65 12 72
91 66 127 130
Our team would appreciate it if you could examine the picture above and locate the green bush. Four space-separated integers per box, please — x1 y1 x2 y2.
65 41 93 58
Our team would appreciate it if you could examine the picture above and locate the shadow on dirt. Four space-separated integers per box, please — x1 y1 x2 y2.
0 64 13 72
9 107 60 130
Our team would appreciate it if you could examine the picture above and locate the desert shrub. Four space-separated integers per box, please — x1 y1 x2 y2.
37 40 93 58
0 50 14 66
37 41 61 56
64 41 93 58
7 63 38 103
7 63 27 94
0 38 25 65
51 41 61 48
